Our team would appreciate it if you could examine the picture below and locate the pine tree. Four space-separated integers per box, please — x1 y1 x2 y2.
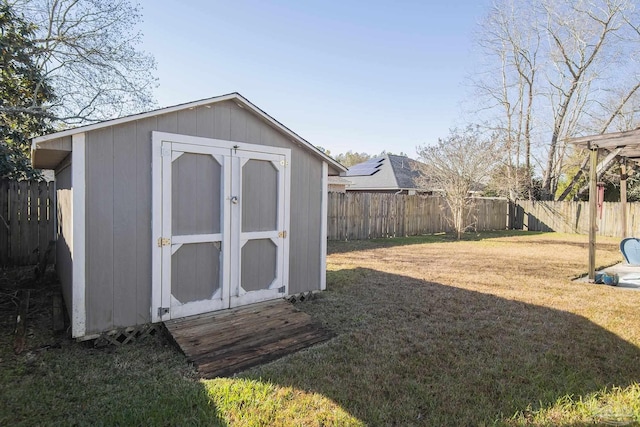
0 2 54 180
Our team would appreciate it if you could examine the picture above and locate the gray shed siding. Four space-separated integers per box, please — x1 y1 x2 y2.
84 100 325 334
55 161 73 316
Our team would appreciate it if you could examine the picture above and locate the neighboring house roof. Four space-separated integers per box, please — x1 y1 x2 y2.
31 92 347 174
345 154 431 192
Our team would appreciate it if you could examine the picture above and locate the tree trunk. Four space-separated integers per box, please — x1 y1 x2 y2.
525 74 533 200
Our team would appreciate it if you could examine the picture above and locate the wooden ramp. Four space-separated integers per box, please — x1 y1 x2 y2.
164 300 333 378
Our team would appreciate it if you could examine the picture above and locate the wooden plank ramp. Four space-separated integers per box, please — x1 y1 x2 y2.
164 299 333 378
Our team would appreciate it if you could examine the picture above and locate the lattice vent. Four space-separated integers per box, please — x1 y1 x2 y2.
94 324 163 347
286 291 317 304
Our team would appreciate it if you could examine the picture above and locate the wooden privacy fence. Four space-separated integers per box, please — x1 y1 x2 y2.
0 180 56 266
327 193 510 240
512 200 640 237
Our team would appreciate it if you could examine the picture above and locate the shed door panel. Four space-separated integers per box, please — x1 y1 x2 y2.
161 143 231 319
172 152 221 235
230 153 287 308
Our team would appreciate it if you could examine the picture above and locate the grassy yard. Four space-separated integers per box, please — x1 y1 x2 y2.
2 231 640 425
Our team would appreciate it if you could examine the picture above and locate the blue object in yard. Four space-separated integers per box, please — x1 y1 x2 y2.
602 273 619 286
620 238 640 265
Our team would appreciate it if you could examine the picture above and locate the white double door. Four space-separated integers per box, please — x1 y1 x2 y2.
151 132 290 322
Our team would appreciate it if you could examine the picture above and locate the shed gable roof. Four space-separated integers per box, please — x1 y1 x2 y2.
31 92 346 172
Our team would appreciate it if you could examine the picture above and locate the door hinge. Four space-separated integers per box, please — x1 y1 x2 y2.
280 160 289 167
278 286 285 293
278 231 287 238
157 237 171 247
158 307 170 317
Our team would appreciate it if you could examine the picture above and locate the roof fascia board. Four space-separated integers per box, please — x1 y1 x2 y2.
232 94 346 172
32 93 238 144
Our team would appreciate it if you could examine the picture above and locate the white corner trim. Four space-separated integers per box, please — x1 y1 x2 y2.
151 133 163 323
71 133 86 338
283 150 292 294
320 162 328 291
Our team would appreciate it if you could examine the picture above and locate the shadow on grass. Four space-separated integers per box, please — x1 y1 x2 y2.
0 297 227 426
243 267 640 426
328 230 546 254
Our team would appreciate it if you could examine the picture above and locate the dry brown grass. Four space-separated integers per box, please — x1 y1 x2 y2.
3 232 640 426
244 232 640 425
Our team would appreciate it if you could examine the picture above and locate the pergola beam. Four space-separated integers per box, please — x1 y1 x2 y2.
596 148 622 175
571 128 640 148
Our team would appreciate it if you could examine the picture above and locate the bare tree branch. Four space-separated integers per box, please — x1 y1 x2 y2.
470 0 640 200
9 0 157 125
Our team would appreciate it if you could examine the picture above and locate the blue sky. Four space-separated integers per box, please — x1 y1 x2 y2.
137 0 491 158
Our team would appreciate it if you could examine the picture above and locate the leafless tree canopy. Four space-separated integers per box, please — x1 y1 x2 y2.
6 0 157 124
418 126 503 239
472 0 640 200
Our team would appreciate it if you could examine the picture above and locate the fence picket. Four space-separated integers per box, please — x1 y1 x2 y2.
0 182 8 265
0 180 55 266
10 182 23 264
29 182 41 261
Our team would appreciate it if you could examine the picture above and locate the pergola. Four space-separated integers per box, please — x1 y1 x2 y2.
569 128 640 281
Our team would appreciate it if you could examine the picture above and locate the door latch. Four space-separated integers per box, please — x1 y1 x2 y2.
230 196 238 204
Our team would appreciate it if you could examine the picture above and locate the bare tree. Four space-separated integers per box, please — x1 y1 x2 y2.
473 0 539 200
4 0 156 124
418 126 502 240
472 0 640 200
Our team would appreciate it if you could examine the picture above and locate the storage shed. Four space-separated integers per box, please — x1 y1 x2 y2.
31 93 346 339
